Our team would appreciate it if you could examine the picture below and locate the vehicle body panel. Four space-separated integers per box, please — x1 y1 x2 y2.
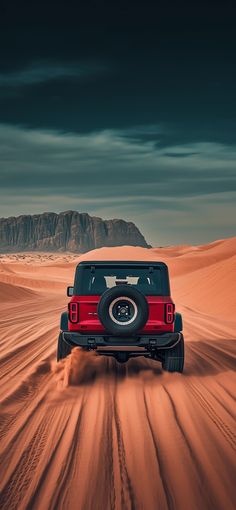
68 294 175 334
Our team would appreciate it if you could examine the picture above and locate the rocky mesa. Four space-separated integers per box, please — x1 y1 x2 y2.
0 211 149 252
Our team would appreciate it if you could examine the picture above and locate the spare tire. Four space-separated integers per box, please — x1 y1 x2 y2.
97 285 149 336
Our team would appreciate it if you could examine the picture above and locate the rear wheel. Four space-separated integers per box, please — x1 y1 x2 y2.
57 332 72 361
161 334 184 373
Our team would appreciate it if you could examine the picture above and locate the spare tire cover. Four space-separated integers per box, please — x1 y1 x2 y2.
97 284 149 336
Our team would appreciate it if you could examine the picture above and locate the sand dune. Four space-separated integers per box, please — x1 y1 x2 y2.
172 254 236 316
0 281 37 302
152 236 236 277
0 238 235 510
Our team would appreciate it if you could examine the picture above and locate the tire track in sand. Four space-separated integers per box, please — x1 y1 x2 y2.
0 411 55 510
111 383 137 510
187 382 236 451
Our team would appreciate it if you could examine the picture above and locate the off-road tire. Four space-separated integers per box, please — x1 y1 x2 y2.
98 284 149 336
57 332 72 361
161 334 184 373
60 312 68 331
174 312 183 332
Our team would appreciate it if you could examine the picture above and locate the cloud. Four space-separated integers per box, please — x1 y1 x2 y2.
0 123 235 193
0 123 235 244
0 61 105 87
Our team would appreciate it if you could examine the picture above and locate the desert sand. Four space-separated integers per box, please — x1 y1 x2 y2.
0 239 235 510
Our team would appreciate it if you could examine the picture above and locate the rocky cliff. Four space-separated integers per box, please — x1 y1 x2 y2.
0 211 149 252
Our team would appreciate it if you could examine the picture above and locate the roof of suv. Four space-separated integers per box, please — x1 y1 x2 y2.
76 260 168 269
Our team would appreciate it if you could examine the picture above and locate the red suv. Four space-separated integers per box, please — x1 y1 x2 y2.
58 261 184 372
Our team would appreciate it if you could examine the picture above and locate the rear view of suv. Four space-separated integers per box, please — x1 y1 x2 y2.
58 261 184 372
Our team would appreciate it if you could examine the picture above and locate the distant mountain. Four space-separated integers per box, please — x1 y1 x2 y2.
0 211 150 252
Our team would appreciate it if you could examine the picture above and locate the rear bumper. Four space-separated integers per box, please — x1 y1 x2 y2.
62 331 182 349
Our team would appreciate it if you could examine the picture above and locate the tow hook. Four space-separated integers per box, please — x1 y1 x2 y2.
116 352 129 363
149 339 158 347
87 338 97 349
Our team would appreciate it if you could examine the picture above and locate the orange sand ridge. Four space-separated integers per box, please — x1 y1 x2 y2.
0 238 235 510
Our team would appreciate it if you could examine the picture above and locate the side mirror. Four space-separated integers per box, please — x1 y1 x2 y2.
67 286 74 297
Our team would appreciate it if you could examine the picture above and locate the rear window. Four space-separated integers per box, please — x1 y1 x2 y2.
75 265 164 296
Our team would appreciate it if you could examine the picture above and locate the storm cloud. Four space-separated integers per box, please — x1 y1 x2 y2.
0 123 235 245
0 61 105 88
0 2 235 244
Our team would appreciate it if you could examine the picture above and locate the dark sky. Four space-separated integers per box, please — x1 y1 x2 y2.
0 0 235 245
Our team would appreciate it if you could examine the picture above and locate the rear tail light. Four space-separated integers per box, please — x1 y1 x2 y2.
69 302 79 323
165 303 175 324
